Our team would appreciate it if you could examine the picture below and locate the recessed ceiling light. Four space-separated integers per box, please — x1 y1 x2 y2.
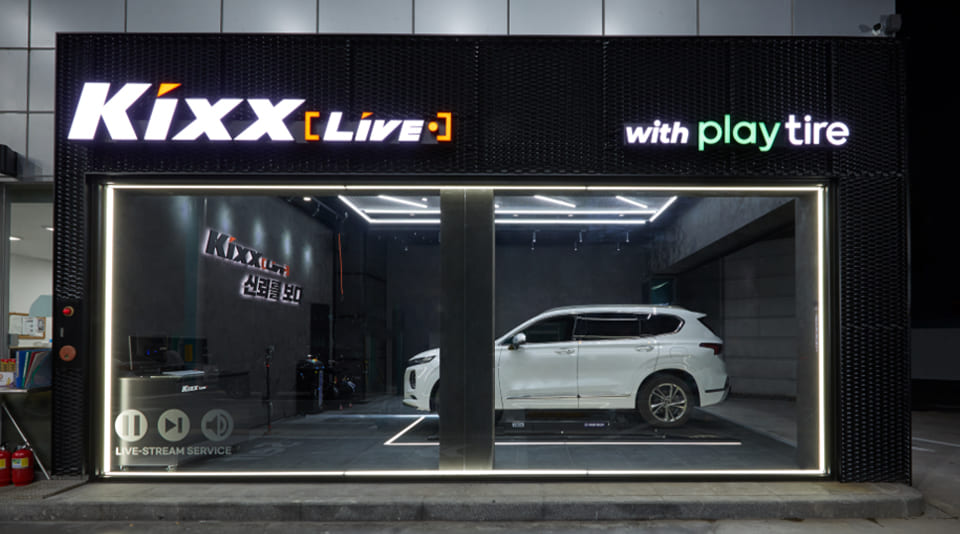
43 226 55 232
9 236 22 241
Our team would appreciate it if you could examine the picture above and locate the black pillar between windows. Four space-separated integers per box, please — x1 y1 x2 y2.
439 189 495 470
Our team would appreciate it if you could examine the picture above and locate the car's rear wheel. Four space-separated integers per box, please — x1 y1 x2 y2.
637 375 693 427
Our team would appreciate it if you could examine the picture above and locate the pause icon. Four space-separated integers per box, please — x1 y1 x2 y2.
114 410 148 442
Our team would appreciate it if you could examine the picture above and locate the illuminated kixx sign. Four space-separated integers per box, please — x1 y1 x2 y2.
624 115 849 152
67 82 452 144
203 229 290 278
202 229 303 305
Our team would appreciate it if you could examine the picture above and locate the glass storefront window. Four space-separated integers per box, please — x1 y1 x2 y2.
487 188 824 474
100 183 826 476
102 186 442 474
1 188 54 474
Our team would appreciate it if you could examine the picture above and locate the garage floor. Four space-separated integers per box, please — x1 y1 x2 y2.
174 396 801 472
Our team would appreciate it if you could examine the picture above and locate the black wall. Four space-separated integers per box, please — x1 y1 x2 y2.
112 194 333 419
385 237 650 364
54 35 909 482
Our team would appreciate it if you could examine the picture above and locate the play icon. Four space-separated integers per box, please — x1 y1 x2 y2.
157 408 191 442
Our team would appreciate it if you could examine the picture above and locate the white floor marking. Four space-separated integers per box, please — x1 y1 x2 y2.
383 417 741 447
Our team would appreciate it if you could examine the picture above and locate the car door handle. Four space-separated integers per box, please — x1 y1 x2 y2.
555 349 576 355
635 346 655 352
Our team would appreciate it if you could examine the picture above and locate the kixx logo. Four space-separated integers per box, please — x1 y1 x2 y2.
203 229 290 278
67 82 453 143
624 114 850 152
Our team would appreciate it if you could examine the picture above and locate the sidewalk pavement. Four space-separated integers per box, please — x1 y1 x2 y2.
0 479 923 522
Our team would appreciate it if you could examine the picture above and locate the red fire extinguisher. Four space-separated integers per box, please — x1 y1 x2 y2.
11 445 34 486
0 444 10 486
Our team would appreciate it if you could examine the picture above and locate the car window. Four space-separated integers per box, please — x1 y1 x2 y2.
523 315 576 343
642 314 683 335
573 313 641 340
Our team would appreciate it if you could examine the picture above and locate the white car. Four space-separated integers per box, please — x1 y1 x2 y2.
403 305 729 427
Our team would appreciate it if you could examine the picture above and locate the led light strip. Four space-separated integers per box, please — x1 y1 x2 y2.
496 209 655 215
361 209 656 215
386 440 741 447
109 184 348 191
363 209 443 214
103 468 826 478
338 195 373 223
615 196 649 208
382 416 741 448
587 186 822 192
102 186 115 473
817 186 826 473
100 182 827 477
383 416 428 446
649 196 677 222
378 195 429 209
496 219 648 225
533 195 577 208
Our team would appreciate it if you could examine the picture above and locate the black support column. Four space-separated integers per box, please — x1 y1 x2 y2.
439 188 495 470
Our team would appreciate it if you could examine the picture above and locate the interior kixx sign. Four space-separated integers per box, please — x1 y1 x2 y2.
624 115 849 151
67 83 453 144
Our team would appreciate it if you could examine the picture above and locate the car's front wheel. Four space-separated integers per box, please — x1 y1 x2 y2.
429 384 440 412
637 375 693 428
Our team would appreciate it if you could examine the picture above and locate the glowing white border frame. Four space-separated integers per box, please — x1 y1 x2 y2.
100 183 827 478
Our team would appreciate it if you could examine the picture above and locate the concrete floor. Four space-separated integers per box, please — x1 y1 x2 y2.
112 395 804 473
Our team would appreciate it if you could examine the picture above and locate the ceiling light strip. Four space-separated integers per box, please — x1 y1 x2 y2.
534 195 577 208
368 219 441 224
496 209 655 215
338 195 374 223
496 219 647 225
378 195 429 209
615 196 649 208
649 196 678 222
364 209 442 214
360 218 652 225
361 209 655 216
344 185 588 191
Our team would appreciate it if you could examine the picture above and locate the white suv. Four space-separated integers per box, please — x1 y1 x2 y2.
403 305 729 427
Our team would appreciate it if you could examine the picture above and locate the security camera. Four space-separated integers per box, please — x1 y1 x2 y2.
860 14 902 36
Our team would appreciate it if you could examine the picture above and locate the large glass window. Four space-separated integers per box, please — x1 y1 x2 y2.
2 187 53 474
489 188 825 474
100 183 826 477
102 186 442 474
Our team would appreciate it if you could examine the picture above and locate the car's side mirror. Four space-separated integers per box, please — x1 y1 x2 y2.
509 332 527 350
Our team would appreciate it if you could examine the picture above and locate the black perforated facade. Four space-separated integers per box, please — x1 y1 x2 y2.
53 34 908 482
